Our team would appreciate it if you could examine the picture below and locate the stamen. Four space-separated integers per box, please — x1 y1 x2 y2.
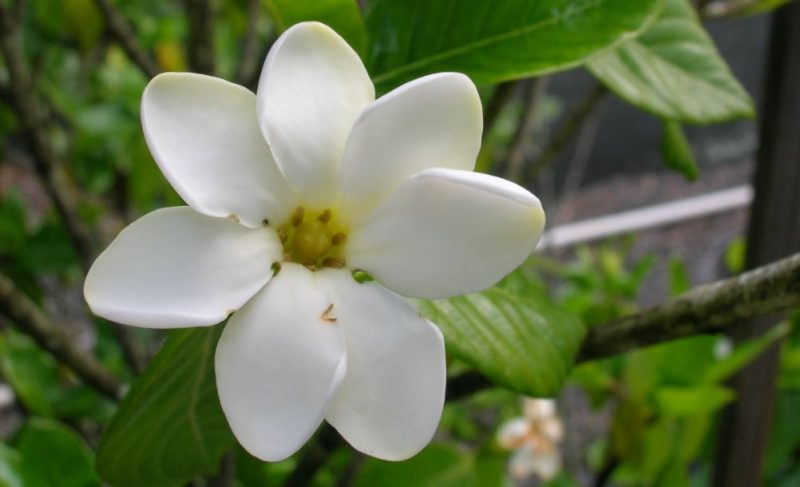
322 257 346 268
277 227 288 242
292 207 305 227
321 303 337 323
332 232 347 246
318 209 332 223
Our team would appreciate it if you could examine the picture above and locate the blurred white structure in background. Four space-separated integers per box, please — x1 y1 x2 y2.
497 398 564 481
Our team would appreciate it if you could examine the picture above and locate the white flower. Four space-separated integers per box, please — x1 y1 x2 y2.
84 22 545 462
497 399 563 480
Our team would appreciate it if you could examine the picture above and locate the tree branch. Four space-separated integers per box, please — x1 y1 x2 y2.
0 5 96 272
448 251 800 401
184 0 216 75
0 270 123 401
579 251 800 361
93 0 160 79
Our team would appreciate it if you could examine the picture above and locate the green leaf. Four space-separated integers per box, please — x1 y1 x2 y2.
660 120 699 181
420 289 584 396
654 384 734 416
666 255 692 297
352 443 482 487
265 0 367 56
588 0 754 123
16 418 99 487
366 0 661 92
0 331 60 417
97 327 234 487
0 444 23 487
703 321 791 384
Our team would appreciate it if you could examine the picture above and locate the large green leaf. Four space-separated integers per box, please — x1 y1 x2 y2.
366 0 661 92
16 418 99 487
265 0 367 56
352 443 504 487
588 0 754 123
420 289 584 396
96 327 234 487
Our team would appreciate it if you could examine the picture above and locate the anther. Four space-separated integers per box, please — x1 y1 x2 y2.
322 257 346 268
292 207 305 227
321 303 337 323
277 227 288 242
332 232 347 246
318 209 332 223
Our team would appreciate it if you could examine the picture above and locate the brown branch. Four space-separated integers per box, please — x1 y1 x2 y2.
448 251 800 401
0 5 96 272
93 0 160 79
578 251 800 361
527 81 609 182
184 0 216 75
0 270 123 401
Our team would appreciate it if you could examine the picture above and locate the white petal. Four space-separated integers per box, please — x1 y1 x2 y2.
339 73 482 222
523 398 557 420
257 22 374 205
497 418 532 450
510 447 562 480
347 169 546 299
215 264 346 461
141 73 295 227
318 269 445 461
84 207 280 328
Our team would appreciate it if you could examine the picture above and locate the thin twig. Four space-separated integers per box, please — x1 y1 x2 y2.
447 251 800 401
0 270 123 401
234 0 262 85
528 82 609 182
92 0 160 79
184 0 216 75
504 77 549 182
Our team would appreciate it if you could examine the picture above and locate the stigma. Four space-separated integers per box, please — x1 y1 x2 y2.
279 207 347 268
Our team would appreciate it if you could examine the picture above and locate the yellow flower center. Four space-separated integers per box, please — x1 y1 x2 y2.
279 207 348 268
